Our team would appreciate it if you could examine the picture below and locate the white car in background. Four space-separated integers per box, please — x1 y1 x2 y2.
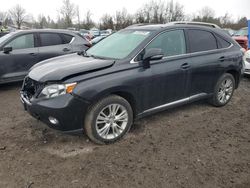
244 50 250 75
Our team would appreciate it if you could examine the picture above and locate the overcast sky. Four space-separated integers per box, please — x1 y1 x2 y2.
1 0 250 22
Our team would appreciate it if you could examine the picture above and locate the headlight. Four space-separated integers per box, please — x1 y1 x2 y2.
39 83 77 98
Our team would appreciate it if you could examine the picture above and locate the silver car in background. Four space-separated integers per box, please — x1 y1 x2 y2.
243 50 250 75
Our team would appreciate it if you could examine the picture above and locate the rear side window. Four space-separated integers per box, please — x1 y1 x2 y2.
146 30 186 57
188 30 217 53
61 34 73 44
216 35 231 48
5 34 34 50
40 33 63 46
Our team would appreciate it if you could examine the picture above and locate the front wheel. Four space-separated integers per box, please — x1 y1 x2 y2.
84 95 133 144
209 73 235 107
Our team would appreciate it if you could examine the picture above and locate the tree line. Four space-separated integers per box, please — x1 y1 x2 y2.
0 0 248 31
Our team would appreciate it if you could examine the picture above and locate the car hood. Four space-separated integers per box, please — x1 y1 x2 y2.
28 53 115 82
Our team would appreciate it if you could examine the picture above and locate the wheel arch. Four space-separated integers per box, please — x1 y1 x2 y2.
225 69 240 89
87 87 138 118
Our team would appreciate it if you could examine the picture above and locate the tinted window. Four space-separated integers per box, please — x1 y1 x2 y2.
62 34 73 43
216 35 231 48
146 30 186 57
188 30 217 53
40 33 63 46
5 34 34 50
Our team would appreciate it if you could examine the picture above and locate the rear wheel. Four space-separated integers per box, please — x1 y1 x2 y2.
84 95 133 144
209 73 235 107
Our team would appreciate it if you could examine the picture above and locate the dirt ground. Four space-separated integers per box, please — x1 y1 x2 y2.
0 78 250 188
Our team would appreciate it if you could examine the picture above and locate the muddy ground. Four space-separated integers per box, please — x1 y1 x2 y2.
0 78 250 188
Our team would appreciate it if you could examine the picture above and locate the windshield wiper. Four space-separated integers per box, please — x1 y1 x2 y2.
77 50 90 57
89 54 107 59
77 50 109 60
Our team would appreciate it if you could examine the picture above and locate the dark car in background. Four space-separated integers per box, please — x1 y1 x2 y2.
21 23 243 144
0 29 90 84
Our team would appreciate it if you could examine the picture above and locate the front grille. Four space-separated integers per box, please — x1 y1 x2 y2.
21 77 44 99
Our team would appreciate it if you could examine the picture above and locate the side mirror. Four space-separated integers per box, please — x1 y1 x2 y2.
3 47 12 54
142 48 164 69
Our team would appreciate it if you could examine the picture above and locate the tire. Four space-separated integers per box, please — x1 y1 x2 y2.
209 73 235 107
84 95 133 144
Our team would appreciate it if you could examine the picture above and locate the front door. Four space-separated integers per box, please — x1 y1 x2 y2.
0 33 38 82
138 29 190 111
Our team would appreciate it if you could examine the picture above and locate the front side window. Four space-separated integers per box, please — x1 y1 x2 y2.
40 33 63 47
5 34 34 50
188 30 217 53
87 30 151 59
145 30 186 57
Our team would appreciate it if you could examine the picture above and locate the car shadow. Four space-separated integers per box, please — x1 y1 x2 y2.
0 81 23 90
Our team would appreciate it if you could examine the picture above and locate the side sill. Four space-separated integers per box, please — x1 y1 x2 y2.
137 93 209 119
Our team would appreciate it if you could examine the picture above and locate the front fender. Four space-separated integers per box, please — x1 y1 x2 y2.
72 72 138 103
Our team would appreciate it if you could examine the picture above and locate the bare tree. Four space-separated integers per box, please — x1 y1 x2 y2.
37 14 48 29
135 0 184 24
135 10 146 23
99 14 114 30
60 0 75 28
82 10 95 29
76 5 81 30
9 4 26 29
165 0 185 22
114 8 133 30
220 13 232 27
193 6 216 22
0 11 7 22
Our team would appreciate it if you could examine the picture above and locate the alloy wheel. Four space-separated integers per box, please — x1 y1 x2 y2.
95 104 128 140
217 78 233 104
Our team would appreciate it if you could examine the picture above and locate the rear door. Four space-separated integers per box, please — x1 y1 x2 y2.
0 33 38 81
186 29 231 96
37 32 73 62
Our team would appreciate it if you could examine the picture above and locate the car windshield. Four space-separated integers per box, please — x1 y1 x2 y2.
0 32 14 44
87 30 151 59
233 28 248 36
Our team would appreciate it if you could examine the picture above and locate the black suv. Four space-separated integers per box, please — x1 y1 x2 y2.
0 29 90 84
21 23 244 144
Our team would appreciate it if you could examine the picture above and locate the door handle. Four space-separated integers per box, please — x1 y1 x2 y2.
63 48 70 52
29 53 37 56
181 63 190 69
219 56 225 62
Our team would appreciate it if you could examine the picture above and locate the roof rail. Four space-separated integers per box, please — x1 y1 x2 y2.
125 23 149 29
170 21 221 28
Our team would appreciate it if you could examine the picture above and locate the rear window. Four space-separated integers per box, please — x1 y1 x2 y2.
40 33 64 46
216 35 231 48
188 30 217 53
